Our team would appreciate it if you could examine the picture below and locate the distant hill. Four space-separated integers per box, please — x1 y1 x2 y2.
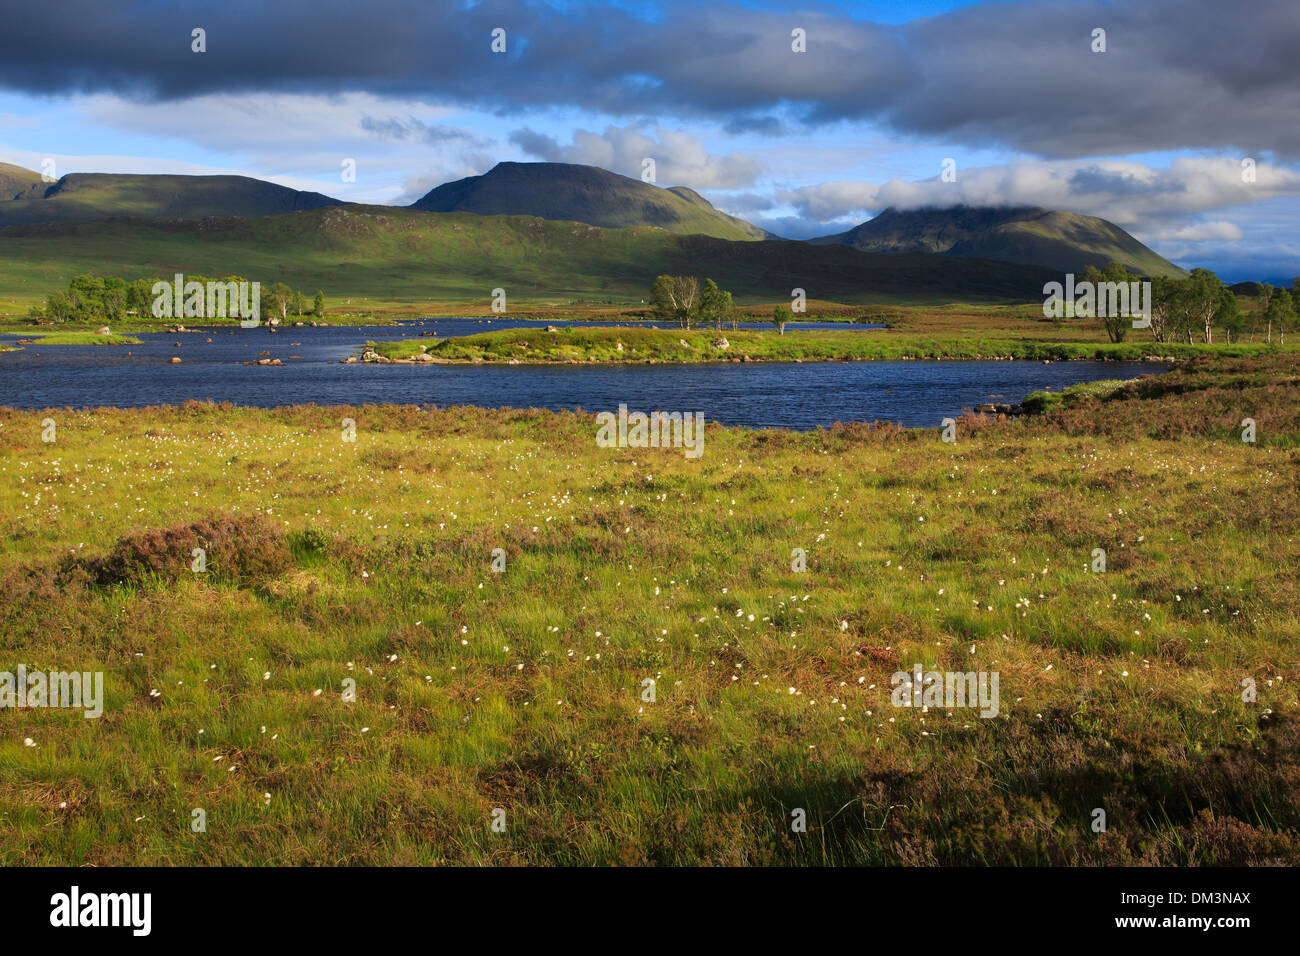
0 162 46 200
813 205 1185 278
0 205 1057 307
0 165 344 227
410 161 769 241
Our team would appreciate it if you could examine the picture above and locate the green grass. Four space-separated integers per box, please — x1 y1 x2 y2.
1 352 1297 865
1022 378 1132 414
18 332 142 346
363 339 429 361
367 324 1295 364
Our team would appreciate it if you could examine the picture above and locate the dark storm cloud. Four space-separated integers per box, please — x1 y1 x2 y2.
4 0 1300 158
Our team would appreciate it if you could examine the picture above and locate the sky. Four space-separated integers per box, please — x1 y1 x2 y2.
1 0 1298 283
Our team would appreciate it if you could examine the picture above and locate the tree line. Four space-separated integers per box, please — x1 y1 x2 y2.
1077 261 1295 345
27 275 326 324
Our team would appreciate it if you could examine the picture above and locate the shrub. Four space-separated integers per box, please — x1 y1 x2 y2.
78 512 291 588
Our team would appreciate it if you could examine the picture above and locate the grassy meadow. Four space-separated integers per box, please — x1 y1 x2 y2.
1 352 1297 865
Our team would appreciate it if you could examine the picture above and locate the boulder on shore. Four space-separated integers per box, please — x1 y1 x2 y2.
974 402 1023 416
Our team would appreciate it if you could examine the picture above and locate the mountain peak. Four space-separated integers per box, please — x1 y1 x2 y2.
409 161 767 241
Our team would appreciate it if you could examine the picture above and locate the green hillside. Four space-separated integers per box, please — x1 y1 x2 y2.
815 205 1185 278
0 205 1057 311
0 166 344 228
410 161 770 241
0 162 45 200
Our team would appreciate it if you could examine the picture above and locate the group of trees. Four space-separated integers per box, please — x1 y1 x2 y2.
1144 269 1242 345
28 275 136 324
649 275 738 331
27 274 327 324
1073 261 1287 345
261 283 327 324
1147 270 1300 345
649 275 801 335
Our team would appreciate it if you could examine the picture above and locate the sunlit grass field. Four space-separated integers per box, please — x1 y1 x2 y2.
0 354 1297 865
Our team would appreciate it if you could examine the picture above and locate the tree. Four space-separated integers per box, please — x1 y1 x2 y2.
69 274 104 318
648 275 701 328
1264 287 1295 345
126 279 155 315
649 275 676 324
1184 268 1227 344
718 290 736 333
671 276 701 328
1218 284 1243 343
314 291 325 317
698 279 728 332
1250 283 1274 341
44 291 75 323
1091 261 1134 343
1148 275 1178 343
291 290 307 317
264 282 292 324
772 304 793 335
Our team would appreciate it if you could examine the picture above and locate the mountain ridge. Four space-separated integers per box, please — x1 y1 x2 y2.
0 168 345 228
0 204 1057 306
813 204 1184 277
0 161 1184 279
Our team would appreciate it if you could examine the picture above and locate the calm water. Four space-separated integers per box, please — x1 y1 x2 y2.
0 319 1152 429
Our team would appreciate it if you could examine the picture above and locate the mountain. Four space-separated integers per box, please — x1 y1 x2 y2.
0 162 46 200
812 205 1184 278
0 205 1056 308
0 165 344 228
410 161 769 241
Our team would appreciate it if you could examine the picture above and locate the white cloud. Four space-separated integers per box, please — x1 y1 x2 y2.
509 124 761 190
779 158 1300 228
1147 221 1245 243
60 92 493 204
